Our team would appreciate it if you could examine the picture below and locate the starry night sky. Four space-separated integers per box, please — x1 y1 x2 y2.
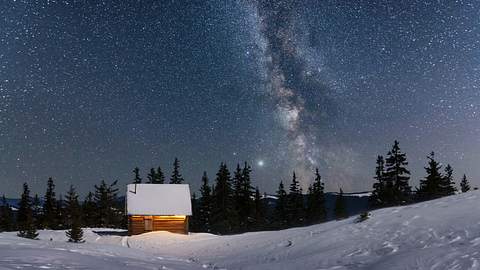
1 0 479 197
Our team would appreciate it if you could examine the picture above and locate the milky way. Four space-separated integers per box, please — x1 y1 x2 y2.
252 1 324 188
1 1 480 196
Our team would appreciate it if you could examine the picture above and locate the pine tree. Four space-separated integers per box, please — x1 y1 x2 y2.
286 171 305 227
306 168 326 224
232 163 243 232
147 168 156 183
384 140 411 205
0 195 14 231
17 183 38 239
211 162 235 234
460 174 470 193
170 158 184 184
240 162 254 229
334 188 348 220
32 194 42 229
273 181 288 229
417 152 443 201
156 166 165 184
370 155 391 207
43 177 57 229
82 192 96 228
190 193 199 232
147 166 165 184
198 171 213 232
439 164 456 196
65 185 84 243
133 167 142 184
253 187 267 230
233 162 254 232
94 180 120 227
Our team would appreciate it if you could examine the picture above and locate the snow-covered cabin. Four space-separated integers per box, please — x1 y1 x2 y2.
126 184 192 235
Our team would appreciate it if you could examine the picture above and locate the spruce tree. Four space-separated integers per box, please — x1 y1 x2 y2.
132 167 142 184
32 194 42 229
233 162 254 232
240 162 254 228
82 192 96 227
0 195 14 231
198 171 213 232
384 140 411 205
17 183 38 239
232 163 243 232
190 193 199 232
439 164 456 196
334 188 348 220
43 177 57 229
417 152 443 201
286 172 305 227
156 166 165 184
65 185 84 243
460 174 470 193
211 162 234 234
170 158 184 184
273 181 288 229
306 168 326 224
94 180 119 227
147 168 156 183
253 187 267 230
370 155 391 207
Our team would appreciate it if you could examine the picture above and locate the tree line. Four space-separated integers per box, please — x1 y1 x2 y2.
188 164 344 234
0 178 123 242
0 142 474 240
370 140 472 208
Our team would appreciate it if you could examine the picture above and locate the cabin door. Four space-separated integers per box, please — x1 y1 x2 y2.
144 216 153 231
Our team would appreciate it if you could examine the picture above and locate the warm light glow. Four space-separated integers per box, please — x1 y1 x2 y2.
153 215 186 220
130 215 186 218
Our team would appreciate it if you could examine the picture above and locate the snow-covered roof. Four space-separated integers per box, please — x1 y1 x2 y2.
126 184 192 216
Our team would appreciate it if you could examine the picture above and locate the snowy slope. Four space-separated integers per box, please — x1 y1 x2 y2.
123 191 480 270
1 191 480 269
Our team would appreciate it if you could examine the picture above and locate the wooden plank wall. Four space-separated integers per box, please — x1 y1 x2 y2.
128 216 188 235
128 216 145 236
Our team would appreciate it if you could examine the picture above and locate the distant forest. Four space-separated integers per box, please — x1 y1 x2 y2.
0 140 474 241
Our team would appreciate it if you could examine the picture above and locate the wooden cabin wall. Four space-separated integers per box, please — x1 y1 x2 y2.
128 216 145 236
128 216 188 235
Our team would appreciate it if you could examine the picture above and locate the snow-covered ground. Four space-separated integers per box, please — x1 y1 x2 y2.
2 191 480 269
0 229 203 270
